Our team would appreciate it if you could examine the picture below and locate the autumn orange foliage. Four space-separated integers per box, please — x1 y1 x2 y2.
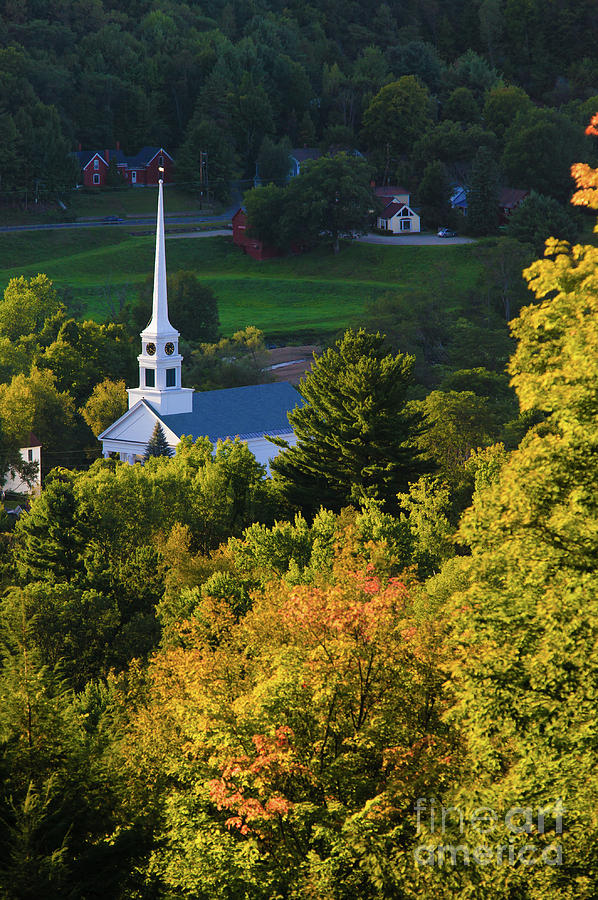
571 115 598 210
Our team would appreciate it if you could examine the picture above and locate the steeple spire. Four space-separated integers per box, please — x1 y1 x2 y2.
143 179 177 338
127 178 194 415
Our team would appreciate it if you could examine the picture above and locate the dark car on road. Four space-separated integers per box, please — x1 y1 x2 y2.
437 227 457 238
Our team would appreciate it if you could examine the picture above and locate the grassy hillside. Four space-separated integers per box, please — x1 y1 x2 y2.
0 231 482 341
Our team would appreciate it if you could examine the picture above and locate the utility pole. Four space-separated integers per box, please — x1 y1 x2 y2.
199 151 209 209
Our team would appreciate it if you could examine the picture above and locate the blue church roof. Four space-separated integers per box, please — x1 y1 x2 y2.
158 382 303 443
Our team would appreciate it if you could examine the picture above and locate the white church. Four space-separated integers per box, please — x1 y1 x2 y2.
99 180 301 465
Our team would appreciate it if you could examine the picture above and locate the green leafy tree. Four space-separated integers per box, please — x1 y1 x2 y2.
475 236 535 321
176 112 237 203
34 316 135 407
80 379 128 438
243 183 288 249
185 326 272 390
362 76 435 180
144 422 173 460
284 152 375 253
501 107 586 202
0 419 34 492
413 121 497 173
505 190 579 254
0 368 76 469
130 271 219 343
417 159 452 229
256 135 291 185
0 276 63 343
270 328 425 514
232 73 274 170
412 389 501 507
435 208 598 897
448 49 499 99
443 87 480 124
467 145 500 236
482 83 533 142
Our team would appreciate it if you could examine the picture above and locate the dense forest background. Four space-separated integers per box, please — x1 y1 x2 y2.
2 0 598 198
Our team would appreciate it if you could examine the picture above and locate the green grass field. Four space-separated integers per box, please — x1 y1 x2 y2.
67 186 212 218
0 231 482 341
0 187 216 226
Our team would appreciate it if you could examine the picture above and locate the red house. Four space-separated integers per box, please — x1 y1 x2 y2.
74 146 174 187
498 187 529 225
232 208 283 261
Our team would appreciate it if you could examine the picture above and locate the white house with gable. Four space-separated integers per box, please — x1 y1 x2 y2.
3 432 42 496
374 185 420 234
99 179 301 466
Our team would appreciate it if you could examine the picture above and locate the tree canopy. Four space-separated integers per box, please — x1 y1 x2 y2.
270 328 425 514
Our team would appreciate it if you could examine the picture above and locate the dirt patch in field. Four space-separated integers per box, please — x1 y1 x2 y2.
265 345 320 384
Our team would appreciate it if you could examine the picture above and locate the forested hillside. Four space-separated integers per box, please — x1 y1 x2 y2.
2 0 598 199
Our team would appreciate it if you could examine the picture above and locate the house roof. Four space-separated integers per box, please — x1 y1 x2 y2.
74 147 173 171
450 186 467 208
159 382 303 443
499 187 528 209
378 201 416 220
379 201 403 220
127 146 174 168
290 148 321 163
26 431 42 448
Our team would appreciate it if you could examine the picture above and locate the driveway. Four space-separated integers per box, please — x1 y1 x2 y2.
356 232 474 246
166 229 231 239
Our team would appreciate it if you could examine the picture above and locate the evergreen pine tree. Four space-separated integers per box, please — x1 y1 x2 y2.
467 145 500 235
144 422 173 460
270 328 426 515
14 473 88 585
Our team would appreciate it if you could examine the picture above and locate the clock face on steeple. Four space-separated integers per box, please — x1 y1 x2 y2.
165 342 175 355
146 342 156 356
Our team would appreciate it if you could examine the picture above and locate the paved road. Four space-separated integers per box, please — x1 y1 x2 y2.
0 214 473 246
165 230 474 246
355 233 474 245
0 212 231 234
166 229 231 239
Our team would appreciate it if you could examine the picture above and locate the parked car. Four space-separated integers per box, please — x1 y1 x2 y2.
437 227 457 238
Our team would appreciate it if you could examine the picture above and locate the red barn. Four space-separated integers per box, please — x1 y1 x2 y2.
232 208 283 260
75 146 174 187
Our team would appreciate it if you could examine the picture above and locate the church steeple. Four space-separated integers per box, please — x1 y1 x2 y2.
143 179 177 339
127 179 194 415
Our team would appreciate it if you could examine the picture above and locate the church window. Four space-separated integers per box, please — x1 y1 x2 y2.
144 368 155 387
166 368 176 387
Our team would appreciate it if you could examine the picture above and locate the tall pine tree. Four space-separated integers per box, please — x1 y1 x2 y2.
467 145 500 235
144 422 174 460
270 329 425 515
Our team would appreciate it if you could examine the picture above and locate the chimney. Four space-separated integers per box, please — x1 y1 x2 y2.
78 142 82 151
105 149 110 163
116 140 120 151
